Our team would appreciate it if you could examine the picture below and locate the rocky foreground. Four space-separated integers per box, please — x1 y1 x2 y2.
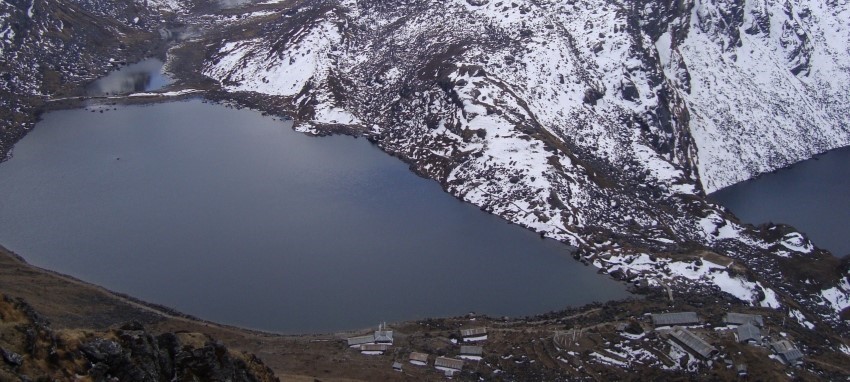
0 294 278 381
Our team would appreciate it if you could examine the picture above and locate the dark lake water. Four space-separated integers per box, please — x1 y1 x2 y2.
0 100 628 333
86 58 171 96
710 146 850 257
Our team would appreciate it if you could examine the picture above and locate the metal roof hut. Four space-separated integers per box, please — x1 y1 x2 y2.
374 322 394 344
651 312 700 327
460 327 488 340
374 330 393 343
735 323 761 344
460 345 483 356
392 362 403 372
409 352 429 365
777 348 804 366
360 343 390 353
347 335 374 347
724 312 764 327
771 340 804 366
668 327 718 359
435 357 464 372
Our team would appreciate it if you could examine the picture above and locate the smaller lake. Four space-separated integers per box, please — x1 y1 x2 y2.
0 100 628 333
86 58 171 96
710 146 850 257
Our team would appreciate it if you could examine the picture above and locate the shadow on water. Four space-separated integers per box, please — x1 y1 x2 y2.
190 0 254 13
216 0 253 8
86 58 172 96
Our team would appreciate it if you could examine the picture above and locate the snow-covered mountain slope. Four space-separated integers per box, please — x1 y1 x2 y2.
192 0 850 327
656 0 850 192
202 0 703 248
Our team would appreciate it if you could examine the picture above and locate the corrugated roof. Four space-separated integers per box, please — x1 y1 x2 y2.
669 327 717 359
771 340 796 353
780 349 804 364
460 327 488 337
374 330 394 343
724 312 764 327
346 335 374 346
460 345 483 356
409 352 429 363
771 340 803 364
392 362 403 370
360 343 389 352
736 323 761 343
434 357 464 370
652 312 700 326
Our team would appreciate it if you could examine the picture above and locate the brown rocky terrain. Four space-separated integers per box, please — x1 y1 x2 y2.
0 293 277 381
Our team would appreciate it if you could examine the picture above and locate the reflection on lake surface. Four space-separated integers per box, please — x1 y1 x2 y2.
711 146 850 257
0 100 629 333
216 0 253 9
86 58 171 96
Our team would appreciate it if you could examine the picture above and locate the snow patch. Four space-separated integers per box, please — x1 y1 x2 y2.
204 21 341 97
780 232 814 254
820 276 850 314
789 309 815 330
463 335 487 342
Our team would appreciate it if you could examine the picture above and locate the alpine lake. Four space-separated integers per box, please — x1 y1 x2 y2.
0 60 630 333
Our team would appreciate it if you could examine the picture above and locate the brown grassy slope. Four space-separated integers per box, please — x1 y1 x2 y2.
0 245 442 381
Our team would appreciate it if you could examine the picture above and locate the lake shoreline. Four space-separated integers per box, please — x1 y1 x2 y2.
709 145 850 257
0 99 631 333
3 242 846 380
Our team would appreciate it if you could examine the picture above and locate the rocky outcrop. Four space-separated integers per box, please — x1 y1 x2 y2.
0 295 278 381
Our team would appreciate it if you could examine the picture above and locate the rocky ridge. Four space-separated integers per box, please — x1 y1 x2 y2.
0 294 278 381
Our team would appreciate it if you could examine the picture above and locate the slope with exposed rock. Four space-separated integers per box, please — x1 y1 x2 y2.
188 0 850 332
0 294 278 381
